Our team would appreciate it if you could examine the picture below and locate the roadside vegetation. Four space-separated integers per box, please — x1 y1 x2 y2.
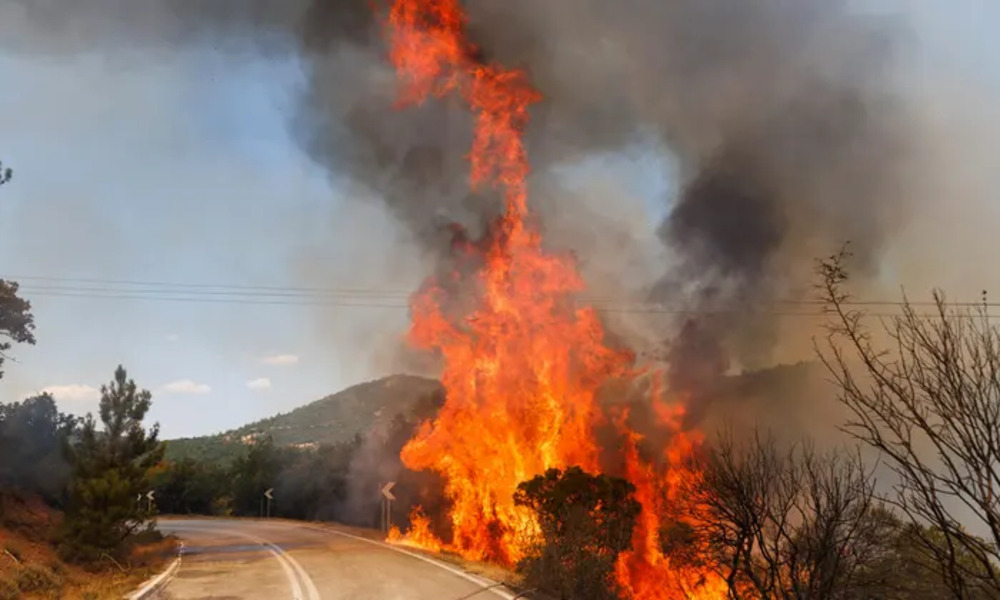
0 367 175 598
0 164 175 598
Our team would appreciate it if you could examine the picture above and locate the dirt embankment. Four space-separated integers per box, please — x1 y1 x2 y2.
0 494 176 600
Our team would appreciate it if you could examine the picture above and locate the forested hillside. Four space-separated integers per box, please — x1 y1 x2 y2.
165 375 443 464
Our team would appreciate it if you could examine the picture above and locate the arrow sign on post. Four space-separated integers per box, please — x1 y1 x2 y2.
146 491 155 502
380 482 396 501
263 488 274 519
380 482 396 534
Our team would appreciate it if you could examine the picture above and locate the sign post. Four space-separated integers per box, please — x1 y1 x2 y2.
380 482 396 534
146 490 155 513
264 488 274 519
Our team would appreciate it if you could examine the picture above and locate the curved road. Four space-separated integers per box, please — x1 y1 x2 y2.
156 518 513 600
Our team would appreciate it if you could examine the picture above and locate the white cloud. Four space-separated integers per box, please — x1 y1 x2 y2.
165 334 180 342
40 384 101 403
246 377 272 391
260 354 299 366
161 380 211 395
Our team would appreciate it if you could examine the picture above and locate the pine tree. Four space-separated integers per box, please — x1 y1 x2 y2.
0 279 35 379
59 365 165 564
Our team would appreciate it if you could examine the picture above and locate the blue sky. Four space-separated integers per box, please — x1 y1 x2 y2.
0 2 998 438
0 44 429 437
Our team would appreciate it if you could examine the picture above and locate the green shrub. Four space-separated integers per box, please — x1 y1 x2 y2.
129 527 164 546
514 466 640 600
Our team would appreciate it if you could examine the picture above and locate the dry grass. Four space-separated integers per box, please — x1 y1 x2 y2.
0 494 178 600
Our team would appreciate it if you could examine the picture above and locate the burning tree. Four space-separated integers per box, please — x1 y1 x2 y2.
380 1 727 598
818 246 1000 598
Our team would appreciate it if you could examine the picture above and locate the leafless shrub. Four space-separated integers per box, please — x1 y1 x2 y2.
696 430 880 599
817 245 1000 598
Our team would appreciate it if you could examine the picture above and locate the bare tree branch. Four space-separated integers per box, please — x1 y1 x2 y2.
695 428 879 599
816 246 1000 598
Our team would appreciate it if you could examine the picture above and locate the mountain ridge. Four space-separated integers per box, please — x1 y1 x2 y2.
164 374 443 463
164 361 833 464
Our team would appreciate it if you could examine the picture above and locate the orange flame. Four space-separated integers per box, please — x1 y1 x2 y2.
388 507 443 553
613 400 729 599
384 1 726 597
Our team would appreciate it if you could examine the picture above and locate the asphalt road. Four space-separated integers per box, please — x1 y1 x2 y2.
156 518 513 600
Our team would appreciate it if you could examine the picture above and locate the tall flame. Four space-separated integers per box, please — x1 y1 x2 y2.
385 1 726 597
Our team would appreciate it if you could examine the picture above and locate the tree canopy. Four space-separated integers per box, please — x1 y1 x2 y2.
0 393 76 505
0 279 35 380
58 366 164 563
514 466 641 600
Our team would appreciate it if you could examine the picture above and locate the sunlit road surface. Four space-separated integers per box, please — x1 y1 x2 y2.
157 518 511 600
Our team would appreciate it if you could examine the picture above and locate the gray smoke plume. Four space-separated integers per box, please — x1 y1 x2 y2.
455 0 910 391
0 0 915 390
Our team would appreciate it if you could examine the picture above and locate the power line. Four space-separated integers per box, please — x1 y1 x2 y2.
5 275 415 296
4 274 995 318
21 290 1000 320
21 290 408 308
17 284 410 300
4 274 988 306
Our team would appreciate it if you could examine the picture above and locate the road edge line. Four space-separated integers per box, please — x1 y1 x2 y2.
125 542 184 600
302 524 517 600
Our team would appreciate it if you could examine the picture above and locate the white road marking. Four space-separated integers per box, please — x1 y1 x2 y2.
127 542 184 600
300 523 515 600
241 531 322 600
166 524 320 600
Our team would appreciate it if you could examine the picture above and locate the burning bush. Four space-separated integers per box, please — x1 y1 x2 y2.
513 467 641 600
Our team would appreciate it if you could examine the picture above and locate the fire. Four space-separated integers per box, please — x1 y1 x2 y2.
387 507 443 553
613 401 730 600
383 1 726 597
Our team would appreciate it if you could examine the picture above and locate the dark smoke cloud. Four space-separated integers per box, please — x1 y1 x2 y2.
1 0 914 389
456 0 910 392
299 0 911 391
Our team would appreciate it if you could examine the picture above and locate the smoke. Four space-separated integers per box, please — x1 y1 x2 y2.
456 1 911 388
0 2 946 396
296 0 912 392
337 378 447 530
